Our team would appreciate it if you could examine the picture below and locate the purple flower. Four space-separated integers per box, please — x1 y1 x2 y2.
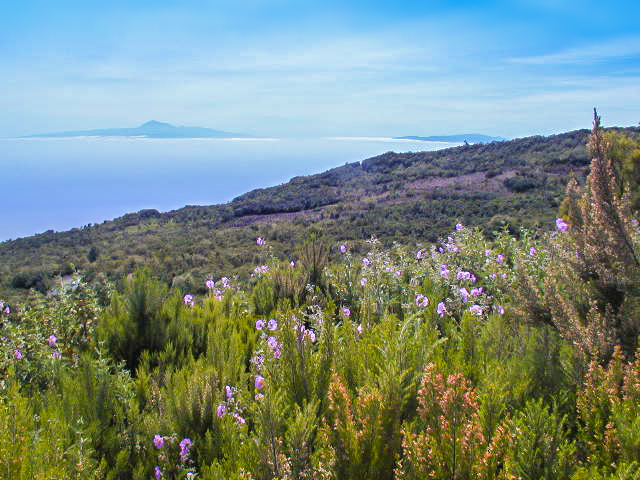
416 250 425 259
439 247 445 254
415 294 429 307
460 288 470 303
307 330 317 342
361 277 368 287
469 304 484 316
440 265 450 278
556 218 569 231
485 249 492 257
290 260 296 267
267 318 278 331
267 336 278 350
457 271 471 281
220 276 231 288
342 307 352 317
206 279 215 289
233 413 246 425
14 349 23 360
256 237 266 246
455 223 464 231
226 385 233 400
497 254 505 264
255 375 265 390
254 265 270 274
437 302 447 317
155 466 163 480
357 323 363 334
183 294 194 306
471 287 484 297
179 438 193 458
489 273 497 280
339 244 348 254
216 403 227 418
529 247 537 256
362 257 371 266
255 393 264 401
52 351 62 360
273 348 282 359
256 319 267 330
496 305 506 315
48 334 58 347
153 434 165 449
4 306 10 314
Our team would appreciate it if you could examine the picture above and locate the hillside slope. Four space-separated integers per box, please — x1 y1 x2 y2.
2 126 638 298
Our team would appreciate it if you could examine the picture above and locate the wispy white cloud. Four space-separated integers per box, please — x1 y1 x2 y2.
509 36 640 65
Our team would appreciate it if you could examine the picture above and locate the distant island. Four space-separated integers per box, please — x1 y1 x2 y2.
395 134 505 143
24 120 253 139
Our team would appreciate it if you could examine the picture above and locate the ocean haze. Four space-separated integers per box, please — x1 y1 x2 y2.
0 136 459 241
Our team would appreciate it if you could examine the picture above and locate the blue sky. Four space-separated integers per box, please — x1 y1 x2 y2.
1 0 639 138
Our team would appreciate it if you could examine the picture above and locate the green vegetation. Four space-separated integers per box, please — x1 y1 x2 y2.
0 115 639 478
2 126 638 304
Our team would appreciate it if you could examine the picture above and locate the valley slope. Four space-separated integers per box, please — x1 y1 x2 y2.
2 126 638 299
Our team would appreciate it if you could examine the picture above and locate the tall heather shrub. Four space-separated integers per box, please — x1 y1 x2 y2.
514 110 640 362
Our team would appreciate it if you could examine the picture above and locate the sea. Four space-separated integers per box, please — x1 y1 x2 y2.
0 136 459 241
